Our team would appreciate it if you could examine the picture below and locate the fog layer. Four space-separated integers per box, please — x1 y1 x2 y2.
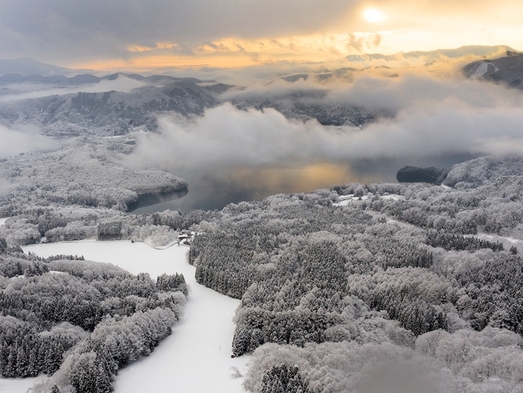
128 74 523 211
0 76 145 103
0 125 59 159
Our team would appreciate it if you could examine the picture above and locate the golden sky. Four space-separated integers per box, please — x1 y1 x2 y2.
1 0 523 72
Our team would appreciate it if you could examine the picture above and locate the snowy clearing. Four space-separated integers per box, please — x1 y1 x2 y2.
469 232 522 253
0 218 7 226
333 194 368 206
0 375 46 393
22 240 250 393
333 193 404 206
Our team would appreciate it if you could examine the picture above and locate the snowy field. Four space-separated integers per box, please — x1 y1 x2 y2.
0 375 46 393
472 233 522 253
333 194 404 207
19 240 249 393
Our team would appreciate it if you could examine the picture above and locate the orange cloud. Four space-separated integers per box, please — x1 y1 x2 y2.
77 32 384 72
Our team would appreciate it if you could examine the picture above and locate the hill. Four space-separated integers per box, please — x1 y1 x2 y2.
462 51 523 89
0 58 73 76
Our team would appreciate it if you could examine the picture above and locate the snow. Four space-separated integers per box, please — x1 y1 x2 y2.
333 194 404 206
0 376 46 393
22 240 250 393
0 218 7 226
470 62 490 79
381 194 405 201
471 232 522 253
333 194 368 206
469 62 499 80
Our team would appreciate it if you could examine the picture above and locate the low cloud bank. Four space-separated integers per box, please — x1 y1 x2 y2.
0 76 145 102
0 125 59 159
128 74 523 210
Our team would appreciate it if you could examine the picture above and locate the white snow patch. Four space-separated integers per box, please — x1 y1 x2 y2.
467 232 522 254
334 193 403 206
23 240 250 393
381 194 405 201
0 218 8 226
469 62 498 80
0 375 46 393
440 184 451 190
473 233 522 244
470 62 490 79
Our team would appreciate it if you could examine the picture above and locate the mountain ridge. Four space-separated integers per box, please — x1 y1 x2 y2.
462 51 523 89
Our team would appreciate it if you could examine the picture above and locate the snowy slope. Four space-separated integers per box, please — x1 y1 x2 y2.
462 52 523 89
23 240 249 393
0 376 46 393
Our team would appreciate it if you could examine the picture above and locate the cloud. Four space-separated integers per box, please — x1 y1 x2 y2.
3 0 523 67
0 0 360 63
0 75 145 102
346 33 382 53
324 74 523 113
0 125 59 159
126 74 523 210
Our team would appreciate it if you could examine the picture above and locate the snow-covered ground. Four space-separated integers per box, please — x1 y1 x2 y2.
0 218 7 226
0 376 46 393
333 194 404 207
471 233 522 253
333 194 369 206
21 240 249 393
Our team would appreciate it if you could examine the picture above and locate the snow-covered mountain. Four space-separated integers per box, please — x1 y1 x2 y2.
346 45 515 65
0 72 385 135
462 51 523 89
0 79 224 136
0 58 74 76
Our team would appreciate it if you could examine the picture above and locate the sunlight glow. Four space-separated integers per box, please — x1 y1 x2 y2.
363 8 386 23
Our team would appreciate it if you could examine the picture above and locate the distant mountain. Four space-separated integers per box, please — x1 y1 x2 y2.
346 45 515 65
0 58 73 76
230 90 387 127
0 72 207 87
462 51 523 89
0 73 100 86
0 79 223 136
0 71 387 135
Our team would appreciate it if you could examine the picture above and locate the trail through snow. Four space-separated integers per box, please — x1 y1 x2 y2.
23 240 250 393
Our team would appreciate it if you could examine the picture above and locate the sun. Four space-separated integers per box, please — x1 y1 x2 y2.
363 8 386 23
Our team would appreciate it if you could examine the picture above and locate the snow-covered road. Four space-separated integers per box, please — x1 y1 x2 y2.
23 240 250 393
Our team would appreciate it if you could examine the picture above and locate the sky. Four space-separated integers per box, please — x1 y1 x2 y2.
1 0 523 72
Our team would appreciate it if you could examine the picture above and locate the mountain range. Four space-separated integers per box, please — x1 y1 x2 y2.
0 58 74 76
346 45 515 65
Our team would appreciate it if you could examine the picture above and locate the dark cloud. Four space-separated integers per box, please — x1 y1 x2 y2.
0 0 360 63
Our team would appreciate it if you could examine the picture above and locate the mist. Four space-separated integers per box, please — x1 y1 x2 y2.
0 124 59 159
126 73 523 211
0 75 145 102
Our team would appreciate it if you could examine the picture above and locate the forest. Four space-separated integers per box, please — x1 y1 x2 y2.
1 153 523 392
0 241 187 393
188 153 523 392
